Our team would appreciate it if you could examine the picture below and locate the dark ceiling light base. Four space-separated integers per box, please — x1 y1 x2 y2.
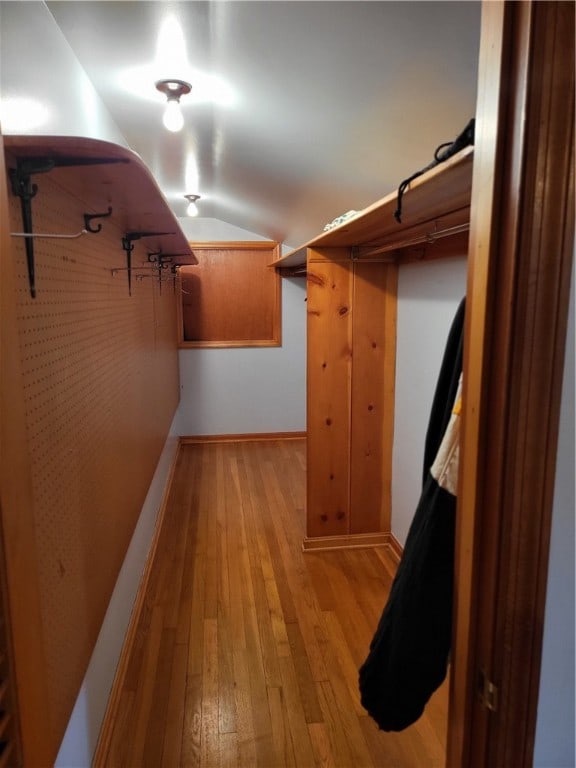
155 79 192 99
155 80 192 132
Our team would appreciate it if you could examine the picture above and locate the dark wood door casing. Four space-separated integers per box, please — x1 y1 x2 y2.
449 2 574 765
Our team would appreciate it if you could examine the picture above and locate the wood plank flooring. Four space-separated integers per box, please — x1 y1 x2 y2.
97 439 448 767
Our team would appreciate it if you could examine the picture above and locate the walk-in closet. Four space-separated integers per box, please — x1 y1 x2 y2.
0 2 573 767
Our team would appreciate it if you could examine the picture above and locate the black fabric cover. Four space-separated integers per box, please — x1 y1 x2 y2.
358 298 465 732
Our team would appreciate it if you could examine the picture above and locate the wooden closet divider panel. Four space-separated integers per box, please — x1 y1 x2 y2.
306 252 353 539
349 262 397 535
305 249 398 548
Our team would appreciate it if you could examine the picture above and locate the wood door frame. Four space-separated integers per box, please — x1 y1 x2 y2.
449 1 574 765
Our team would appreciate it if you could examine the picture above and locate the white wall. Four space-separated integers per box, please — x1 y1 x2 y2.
533 263 575 767
173 217 307 436
391 257 468 545
0 2 126 144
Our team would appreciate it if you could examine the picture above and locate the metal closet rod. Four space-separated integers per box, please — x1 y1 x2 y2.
111 263 175 274
11 229 89 239
135 274 175 282
355 221 470 259
112 264 161 273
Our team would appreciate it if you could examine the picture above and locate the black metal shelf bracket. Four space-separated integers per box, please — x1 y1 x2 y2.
84 206 113 233
121 231 174 296
9 155 127 298
9 158 55 298
147 250 176 294
171 263 180 294
147 249 162 264
121 235 136 296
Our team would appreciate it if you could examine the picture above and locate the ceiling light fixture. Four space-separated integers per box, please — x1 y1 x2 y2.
184 194 201 217
155 79 191 132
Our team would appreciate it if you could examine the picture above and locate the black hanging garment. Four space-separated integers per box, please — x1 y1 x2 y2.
358 298 466 732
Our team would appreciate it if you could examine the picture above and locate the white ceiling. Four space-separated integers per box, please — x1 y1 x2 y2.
45 1 481 247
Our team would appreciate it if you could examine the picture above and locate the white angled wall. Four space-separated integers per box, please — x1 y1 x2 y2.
0 2 126 144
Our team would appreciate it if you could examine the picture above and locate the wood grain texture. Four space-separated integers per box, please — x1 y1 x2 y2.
306 253 353 538
96 439 448 767
306 249 397 542
450 2 575 766
483 3 575 765
350 262 397 534
448 3 510 762
179 242 280 348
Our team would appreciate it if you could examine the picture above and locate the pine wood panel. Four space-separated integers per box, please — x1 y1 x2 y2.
306 248 398 543
349 262 397 534
1 153 180 761
306 253 353 538
96 439 448 767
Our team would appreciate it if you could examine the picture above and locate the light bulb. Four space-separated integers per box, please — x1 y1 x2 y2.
163 99 184 132
184 194 201 216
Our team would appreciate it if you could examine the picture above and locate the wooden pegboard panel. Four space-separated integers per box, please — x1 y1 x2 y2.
6 163 179 748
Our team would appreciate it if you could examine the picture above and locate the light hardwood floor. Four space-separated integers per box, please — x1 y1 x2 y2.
97 439 448 767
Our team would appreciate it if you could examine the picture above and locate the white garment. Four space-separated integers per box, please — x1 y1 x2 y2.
430 374 462 496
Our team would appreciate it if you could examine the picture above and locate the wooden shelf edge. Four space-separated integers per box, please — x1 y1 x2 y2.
311 145 473 248
271 146 474 271
269 245 307 270
4 134 196 264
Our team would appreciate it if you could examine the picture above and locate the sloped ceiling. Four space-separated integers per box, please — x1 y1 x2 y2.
46 1 481 247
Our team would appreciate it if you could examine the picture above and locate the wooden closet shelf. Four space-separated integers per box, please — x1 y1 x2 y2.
271 145 473 270
4 135 196 265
